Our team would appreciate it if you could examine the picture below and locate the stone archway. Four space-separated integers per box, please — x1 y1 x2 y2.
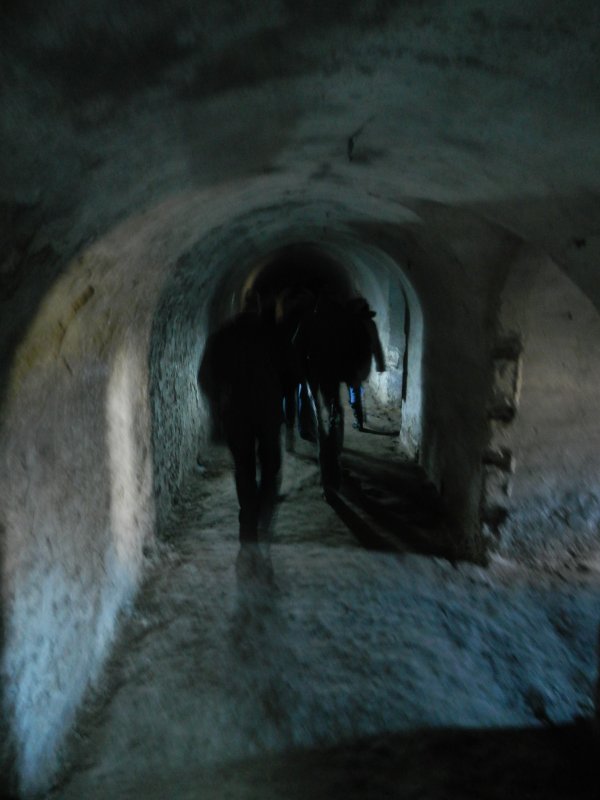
482 244 600 566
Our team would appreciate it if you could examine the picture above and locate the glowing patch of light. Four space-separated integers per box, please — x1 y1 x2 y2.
106 340 151 576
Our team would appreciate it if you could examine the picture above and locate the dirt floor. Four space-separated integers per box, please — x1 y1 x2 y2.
51 395 600 799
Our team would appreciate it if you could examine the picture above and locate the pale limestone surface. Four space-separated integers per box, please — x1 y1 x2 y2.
0 2 599 794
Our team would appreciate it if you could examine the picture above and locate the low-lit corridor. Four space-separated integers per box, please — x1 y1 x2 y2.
1 3 600 798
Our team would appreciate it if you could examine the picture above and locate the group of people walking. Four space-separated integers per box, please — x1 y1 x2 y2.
197 286 386 547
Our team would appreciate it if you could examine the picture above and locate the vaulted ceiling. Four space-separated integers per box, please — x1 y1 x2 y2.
1 0 599 309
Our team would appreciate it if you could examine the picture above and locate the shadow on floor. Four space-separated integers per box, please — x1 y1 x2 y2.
335 447 456 561
143 721 598 799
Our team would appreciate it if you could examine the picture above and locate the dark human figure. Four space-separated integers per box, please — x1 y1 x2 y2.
298 293 349 490
348 384 366 430
343 297 386 431
274 287 318 450
296 381 318 443
197 307 284 545
292 292 386 490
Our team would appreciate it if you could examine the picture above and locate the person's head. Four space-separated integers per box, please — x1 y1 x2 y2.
241 288 261 313
275 286 315 322
347 296 375 317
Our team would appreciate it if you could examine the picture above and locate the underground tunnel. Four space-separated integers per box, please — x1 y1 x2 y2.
1 2 600 798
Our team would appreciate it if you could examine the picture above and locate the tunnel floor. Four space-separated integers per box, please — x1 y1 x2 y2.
52 397 600 799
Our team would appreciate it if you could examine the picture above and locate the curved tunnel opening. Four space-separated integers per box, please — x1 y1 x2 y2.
199 237 425 455
150 228 437 567
3 187 600 797
241 243 354 307
242 241 425 457
2 4 600 795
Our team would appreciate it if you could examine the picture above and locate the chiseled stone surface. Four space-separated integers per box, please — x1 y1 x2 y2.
0 1 599 794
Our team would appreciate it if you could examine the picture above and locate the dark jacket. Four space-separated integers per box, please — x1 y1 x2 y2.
198 311 284 442
293 295 386 388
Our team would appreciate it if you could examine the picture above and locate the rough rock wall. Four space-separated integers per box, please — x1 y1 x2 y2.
493 247 600 566
0 362 148 793
0 184 363 795
149 234 241 531
2 187 597 796
1 185 598 797
0 0 599 792
0 207 174 795
358 214 516 560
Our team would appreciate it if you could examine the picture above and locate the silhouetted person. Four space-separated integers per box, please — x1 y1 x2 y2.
289 292 348 490
198 306 284 546
274 287 318 450
344 297 386 430
293 292 386 490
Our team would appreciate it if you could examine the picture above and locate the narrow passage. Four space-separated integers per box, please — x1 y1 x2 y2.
54 398 600 799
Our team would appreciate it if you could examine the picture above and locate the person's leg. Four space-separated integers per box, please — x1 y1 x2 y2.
360 384 367 425
256 422 282 538
228 426 259 543
283 386 296 451
298 382 317 442
348 383 364 430
283 385 296 427
319 379 343 490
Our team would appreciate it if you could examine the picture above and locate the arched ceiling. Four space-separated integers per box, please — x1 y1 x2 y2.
1 9 600 794
1 0 599 309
